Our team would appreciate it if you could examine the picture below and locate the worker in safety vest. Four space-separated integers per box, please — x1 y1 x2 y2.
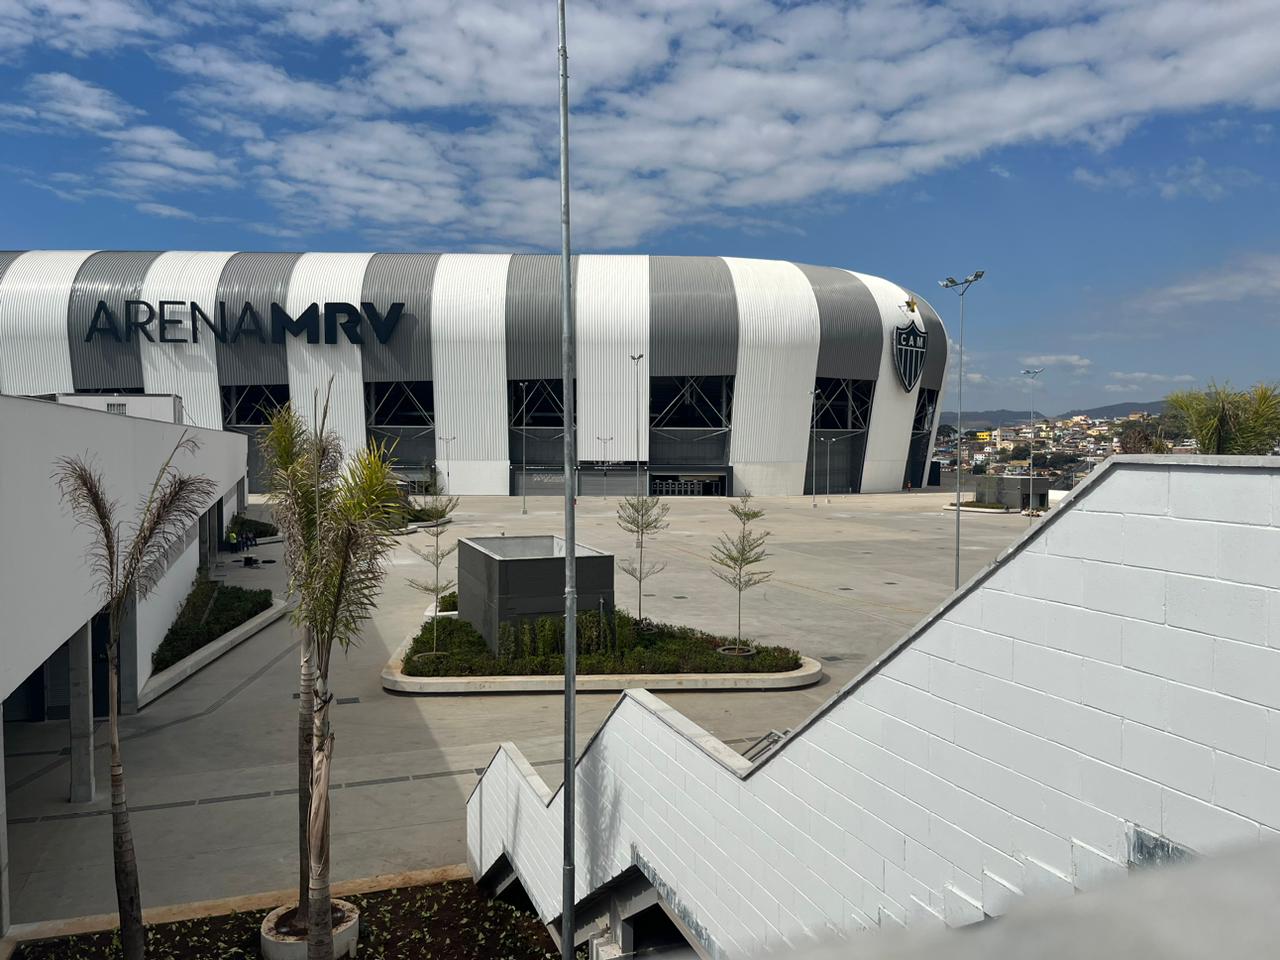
228 529 239 553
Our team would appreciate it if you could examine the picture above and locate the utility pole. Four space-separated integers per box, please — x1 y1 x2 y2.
556 2 578 957
939 271 984 590
520 381 528 515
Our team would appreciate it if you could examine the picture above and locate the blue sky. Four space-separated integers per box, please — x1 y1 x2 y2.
1 0 1277 413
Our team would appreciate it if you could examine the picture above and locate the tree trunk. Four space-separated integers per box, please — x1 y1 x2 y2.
108 638 147 960
297 626 316 919
637 530 644 620
307 670 335 960
736 588 742 653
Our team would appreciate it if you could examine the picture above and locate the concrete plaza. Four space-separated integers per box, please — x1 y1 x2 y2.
4 491 1028 923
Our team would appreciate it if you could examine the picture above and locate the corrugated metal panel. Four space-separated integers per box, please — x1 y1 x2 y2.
139 251 237 429
360 253 439 383
648 256 738 376
431 254 512 493
910 291 949 391
0 252 25 282
285 252 375 461
853 271 921 493
0 250 97 395
214 252 301 386
795 263 883 381
724 258 821 494
576 255 649 462
505 254 577 380
67 250 162 390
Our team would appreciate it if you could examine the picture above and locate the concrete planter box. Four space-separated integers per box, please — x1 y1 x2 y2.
138 598 293 708
381 631 824 694
457 536 614 653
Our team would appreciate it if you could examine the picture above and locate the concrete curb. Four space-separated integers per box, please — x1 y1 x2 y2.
381 630 824 694
0 863 471 955
137 598 294 709
944 504 1015 514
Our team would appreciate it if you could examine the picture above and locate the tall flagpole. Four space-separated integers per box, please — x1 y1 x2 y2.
556 2 579 957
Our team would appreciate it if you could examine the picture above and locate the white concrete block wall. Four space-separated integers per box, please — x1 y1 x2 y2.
467 457 1280 958
134 534 201 691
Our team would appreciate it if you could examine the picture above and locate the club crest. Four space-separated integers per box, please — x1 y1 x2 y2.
892 321 928 392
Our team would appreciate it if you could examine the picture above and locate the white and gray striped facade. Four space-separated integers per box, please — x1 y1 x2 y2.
0 251 947 496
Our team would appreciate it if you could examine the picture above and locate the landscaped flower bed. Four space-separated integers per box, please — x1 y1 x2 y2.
15 881 565 960
152 578 274 672
402 609 802 677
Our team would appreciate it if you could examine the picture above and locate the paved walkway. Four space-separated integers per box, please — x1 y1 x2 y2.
4 491 1029 922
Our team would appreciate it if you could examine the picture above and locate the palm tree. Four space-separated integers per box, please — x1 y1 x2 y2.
262 392 400 960
54 435 217 960
1166 382 1280 456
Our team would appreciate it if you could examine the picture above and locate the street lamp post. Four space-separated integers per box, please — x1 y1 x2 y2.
630 354 643 499
821 437 836 503
810 388 818 508
939 270 985 591
439 435 456 494
597 437 612 499
519 381 529 515
1021 368 1044 517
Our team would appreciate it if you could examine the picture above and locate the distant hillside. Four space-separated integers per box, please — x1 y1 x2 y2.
938 400 1166 429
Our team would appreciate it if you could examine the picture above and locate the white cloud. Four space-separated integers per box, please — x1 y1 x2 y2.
6 0 1280 247
1073 156 1257 200
136 202 197 219
989 163 1012 179
1109 371 1197 384
1143 252 1280 312
1021 354 1093 369
1104 383 1142 393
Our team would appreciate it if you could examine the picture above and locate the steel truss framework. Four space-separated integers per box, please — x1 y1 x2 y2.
804 377 876 496
904 387 940 489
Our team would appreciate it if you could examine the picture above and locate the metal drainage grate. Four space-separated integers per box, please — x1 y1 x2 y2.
883 581 898 585
672 595 688 600
838 587 853 591
820 655 845 663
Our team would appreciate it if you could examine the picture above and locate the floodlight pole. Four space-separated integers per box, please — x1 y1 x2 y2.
822 437 835 503
557 2 578 956
630 353 644 546
939 271 984 591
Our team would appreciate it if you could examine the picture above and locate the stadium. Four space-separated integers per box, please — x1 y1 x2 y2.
0 251 947 496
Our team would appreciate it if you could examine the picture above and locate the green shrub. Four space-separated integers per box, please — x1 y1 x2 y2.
437 590 458 612
152 578 274 672
228 513 278 538
400 608 801 678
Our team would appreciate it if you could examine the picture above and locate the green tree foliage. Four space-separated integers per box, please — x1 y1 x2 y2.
54 435 217 960
1166 383 1280 456
710 495 772 654
1117 421 1168 454
261 386 401 960
408 493 461 652
615 494 670 619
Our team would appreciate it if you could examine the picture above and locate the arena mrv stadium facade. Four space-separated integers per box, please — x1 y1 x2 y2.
0 251 948 496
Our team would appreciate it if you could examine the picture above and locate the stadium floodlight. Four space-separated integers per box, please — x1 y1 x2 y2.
1022 368 1045 520
938 269 985 590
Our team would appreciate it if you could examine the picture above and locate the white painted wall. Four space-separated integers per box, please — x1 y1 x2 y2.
54 393 182 424
858 272 921 493
469 457 1280 958
0 395 245 701
134 533 200 691
576 255 649 464
430 254 512 495
724 258 821 496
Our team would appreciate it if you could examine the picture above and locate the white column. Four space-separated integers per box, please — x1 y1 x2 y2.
0 719 9 934
68 623 95 803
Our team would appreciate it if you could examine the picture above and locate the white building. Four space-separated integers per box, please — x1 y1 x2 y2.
0 251 948 497
468 455 1280 957
0 394 245 930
